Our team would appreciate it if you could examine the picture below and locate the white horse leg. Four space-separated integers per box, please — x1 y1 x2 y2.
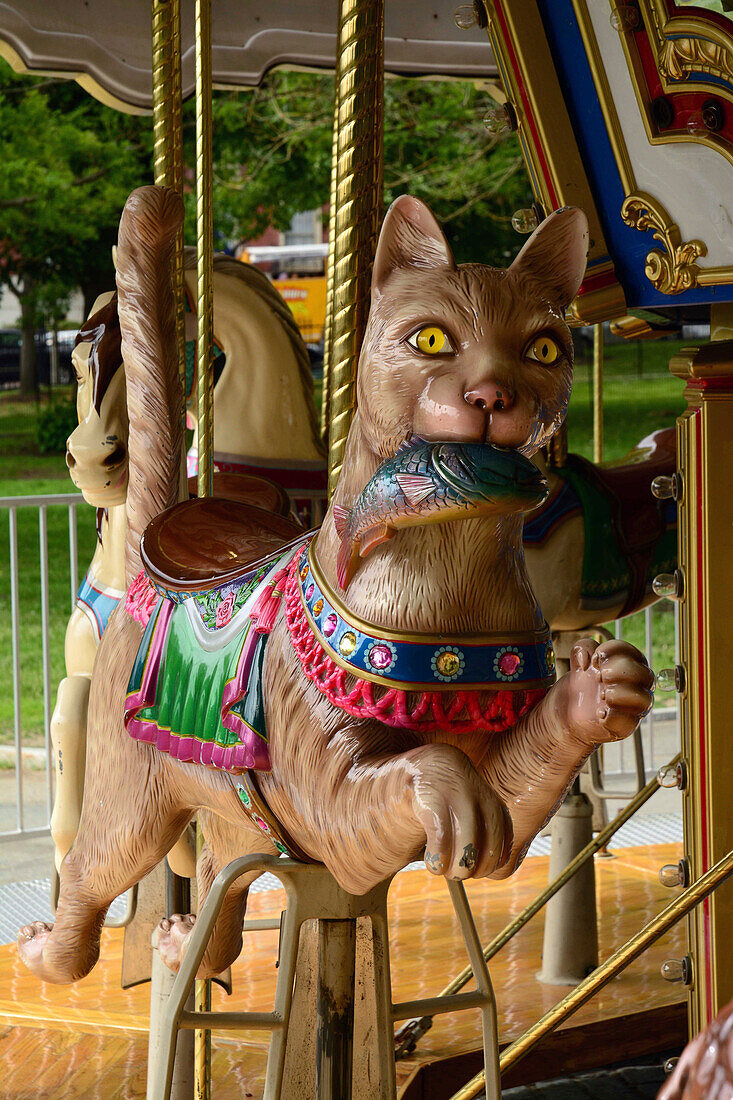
50 674 90 872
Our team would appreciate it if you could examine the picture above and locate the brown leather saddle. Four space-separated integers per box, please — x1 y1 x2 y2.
188 471 291 517
141 498 306 595
564 427 676 616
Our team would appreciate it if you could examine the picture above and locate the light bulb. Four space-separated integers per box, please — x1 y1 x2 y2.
610 5 640 30
454 4 478 29
661 956 692 985
659 860 689 888
512 208 539 234
656 666 684 693
651 474 677 500
661 958 684 982
652 571 682 600
657 761 686 790
483 105 512 136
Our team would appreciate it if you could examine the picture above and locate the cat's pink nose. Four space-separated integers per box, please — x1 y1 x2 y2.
464 383 513 414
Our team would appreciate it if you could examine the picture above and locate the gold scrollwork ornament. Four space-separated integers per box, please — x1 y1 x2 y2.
657 36 733 84
621 192 707 294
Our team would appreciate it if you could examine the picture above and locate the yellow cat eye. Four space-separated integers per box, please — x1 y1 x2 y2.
525 333 561 366
408 325 454 356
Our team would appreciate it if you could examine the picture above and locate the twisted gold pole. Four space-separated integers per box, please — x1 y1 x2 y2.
327 0 385 496
194 2 213 1095
451 841 733 1100
152 0 186 433
593 322 603 464
195 0 214 503
321 74 341 444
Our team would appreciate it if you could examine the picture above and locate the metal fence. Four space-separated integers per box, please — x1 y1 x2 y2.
0 492 82 841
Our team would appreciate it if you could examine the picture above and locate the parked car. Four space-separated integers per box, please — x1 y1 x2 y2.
0 327 76 387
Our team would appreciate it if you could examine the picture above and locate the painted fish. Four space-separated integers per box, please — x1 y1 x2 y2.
333 438 548 589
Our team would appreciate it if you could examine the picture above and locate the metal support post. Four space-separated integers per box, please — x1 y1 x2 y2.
148 936 194 1100
316 919 357 1098
537 787 598 985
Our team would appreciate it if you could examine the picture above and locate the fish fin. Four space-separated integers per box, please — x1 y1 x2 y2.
395 434 428 454
332 504 350 539
358 522 392 558
395 473 436 507
336 537 358 591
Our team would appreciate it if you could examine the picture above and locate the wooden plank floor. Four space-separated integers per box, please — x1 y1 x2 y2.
0 843 686 1099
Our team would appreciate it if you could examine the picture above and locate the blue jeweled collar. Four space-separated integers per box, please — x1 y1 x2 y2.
297 544 555 692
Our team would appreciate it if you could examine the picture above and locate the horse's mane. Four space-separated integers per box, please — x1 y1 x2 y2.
183 247 325 457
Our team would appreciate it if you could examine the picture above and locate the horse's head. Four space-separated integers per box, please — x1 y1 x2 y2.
66 292 129 508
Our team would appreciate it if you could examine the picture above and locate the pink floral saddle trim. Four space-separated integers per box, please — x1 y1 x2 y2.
284 555 546 734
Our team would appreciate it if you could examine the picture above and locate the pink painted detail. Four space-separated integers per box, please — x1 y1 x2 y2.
323 613 338 637
250 566 291 635
284 557 546 735
215 593 235 628
498 652 521 677
125 571 160 627
306 583 315 601
368 644 393 670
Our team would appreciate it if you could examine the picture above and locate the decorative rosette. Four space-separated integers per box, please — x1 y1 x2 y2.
364 640 397 674
431 645 466 683
494 646 524 681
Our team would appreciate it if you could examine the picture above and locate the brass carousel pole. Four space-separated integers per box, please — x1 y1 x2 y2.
152 0 189 939
593 322 603 464
327 0 385 496
152 0 187 440
194 0 214 1094
320 74 341 445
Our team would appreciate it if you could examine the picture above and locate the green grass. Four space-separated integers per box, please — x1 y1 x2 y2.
567 337 687 462
0 390 97 744
0 342 685 745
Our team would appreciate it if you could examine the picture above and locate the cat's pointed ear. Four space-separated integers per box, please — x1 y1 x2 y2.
372 196 456 295
509 207 589 309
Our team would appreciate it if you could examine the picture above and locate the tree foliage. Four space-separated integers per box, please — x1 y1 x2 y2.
191 73 532 266
0 58 531 392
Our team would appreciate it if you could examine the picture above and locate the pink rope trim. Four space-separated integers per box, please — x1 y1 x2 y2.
284 556 545 734
126 571 159 626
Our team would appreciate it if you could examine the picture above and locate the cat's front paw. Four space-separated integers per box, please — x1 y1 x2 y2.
411 746 510 879
566 638 654 743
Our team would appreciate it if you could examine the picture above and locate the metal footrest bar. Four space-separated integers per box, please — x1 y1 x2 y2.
392 991 488 1021
149 854 501 1100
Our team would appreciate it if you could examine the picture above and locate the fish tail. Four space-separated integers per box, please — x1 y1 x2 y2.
336 536 358 591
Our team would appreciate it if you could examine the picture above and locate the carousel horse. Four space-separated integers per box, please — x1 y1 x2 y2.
523 428 677 632
19 186 654 987
49 248 321 872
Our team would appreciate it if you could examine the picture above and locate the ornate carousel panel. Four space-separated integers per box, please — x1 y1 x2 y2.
483 0 733 319
0 0 497 112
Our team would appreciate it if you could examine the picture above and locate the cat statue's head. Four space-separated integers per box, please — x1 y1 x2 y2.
356 196 588 459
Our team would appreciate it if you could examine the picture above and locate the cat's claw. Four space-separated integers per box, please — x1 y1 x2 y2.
154 913 197 972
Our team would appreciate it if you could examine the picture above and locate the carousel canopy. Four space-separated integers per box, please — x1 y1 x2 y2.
0 1 497 113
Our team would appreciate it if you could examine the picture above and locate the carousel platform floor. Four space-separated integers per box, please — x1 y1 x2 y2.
0 843 686 1100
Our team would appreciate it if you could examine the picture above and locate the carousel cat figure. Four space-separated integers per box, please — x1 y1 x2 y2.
19 186 654 986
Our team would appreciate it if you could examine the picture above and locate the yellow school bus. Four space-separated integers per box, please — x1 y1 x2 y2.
239 243 327 347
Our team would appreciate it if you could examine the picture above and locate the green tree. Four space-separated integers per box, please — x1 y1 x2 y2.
0 62 152 394
0 61 530 396
188 73 531 265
